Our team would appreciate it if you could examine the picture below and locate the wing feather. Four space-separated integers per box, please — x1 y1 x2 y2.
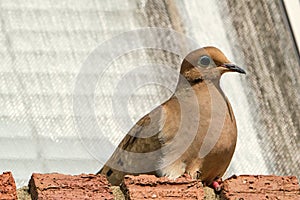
98 106 165 185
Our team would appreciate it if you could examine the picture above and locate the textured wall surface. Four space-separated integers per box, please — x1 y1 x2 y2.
221 0 300 177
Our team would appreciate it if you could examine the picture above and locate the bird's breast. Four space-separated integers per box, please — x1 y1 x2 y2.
158 81 237 183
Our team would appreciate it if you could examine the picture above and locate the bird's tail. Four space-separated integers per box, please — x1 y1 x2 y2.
97 164 126 186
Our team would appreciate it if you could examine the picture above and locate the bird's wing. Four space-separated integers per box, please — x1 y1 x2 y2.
98 105 165 185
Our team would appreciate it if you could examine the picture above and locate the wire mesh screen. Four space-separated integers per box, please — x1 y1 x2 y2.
0 0 299 187
221 0 300 177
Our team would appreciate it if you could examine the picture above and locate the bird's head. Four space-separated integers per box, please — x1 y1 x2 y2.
180 46 246 83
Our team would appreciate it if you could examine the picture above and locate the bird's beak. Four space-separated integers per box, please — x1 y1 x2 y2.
221 63 246 74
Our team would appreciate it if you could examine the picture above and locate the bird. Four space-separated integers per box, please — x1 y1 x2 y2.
98 46 246 190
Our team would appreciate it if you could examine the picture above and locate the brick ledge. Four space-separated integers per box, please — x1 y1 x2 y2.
0 172 299 200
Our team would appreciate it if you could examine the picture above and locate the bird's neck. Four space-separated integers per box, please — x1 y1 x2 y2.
191 78 221 89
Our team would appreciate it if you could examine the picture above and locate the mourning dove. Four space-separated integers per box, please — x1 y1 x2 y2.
98 46 246 189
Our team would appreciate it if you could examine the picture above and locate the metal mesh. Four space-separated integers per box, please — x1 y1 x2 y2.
0 0 299 187
220 0 300 177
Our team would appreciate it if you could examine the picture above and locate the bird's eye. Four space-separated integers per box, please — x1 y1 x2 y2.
198 55 211 67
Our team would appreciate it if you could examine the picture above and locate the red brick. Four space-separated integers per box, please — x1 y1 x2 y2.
121 174 204 199
29 173 114 200
221 175 300 200
0 172 17 200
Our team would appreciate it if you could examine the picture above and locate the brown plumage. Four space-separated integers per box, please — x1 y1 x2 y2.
98 46 246 186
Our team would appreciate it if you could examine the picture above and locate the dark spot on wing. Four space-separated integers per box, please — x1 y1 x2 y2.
117 159 124 166
107 169 113 177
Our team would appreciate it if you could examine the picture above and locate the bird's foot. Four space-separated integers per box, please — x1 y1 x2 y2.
211 177 222 192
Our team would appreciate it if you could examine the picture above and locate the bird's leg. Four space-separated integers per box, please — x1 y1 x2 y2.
211 176 222 192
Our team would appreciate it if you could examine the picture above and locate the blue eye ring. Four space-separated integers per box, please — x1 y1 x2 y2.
198 55 211 67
